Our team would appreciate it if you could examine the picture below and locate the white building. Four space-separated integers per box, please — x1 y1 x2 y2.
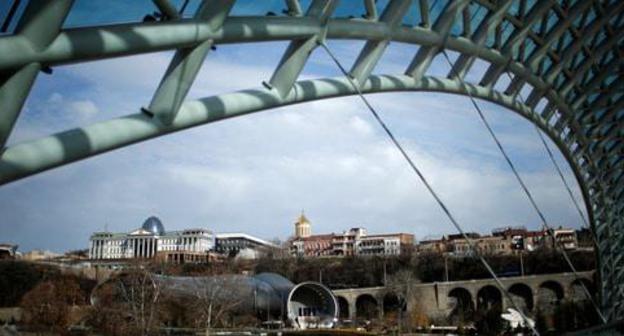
88 216 214 260
214 233 278 257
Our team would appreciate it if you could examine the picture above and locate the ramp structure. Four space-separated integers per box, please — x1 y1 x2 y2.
0 0 622 321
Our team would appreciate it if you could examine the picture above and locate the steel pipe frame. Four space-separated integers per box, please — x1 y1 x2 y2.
0 0 622 321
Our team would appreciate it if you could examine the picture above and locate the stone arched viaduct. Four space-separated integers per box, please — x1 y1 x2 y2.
333 271 595 320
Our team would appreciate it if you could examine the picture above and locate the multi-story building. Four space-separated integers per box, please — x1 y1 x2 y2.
552 228 578 250
289 213 414 257
417 226 580 256
88 216 214 263
291 234 334 257
451 236 511 256
332 228 367 256
358 233 414 256
417 237 449 254
576 228 595 250
214 233 278 257
524 230 547 251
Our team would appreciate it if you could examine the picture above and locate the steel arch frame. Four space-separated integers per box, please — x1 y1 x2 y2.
0 0 622 320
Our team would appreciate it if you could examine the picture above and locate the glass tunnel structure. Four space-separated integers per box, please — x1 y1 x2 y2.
92 272 339 329
0 0 622 323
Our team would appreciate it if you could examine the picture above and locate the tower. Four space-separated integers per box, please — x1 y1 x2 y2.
294 211 311 238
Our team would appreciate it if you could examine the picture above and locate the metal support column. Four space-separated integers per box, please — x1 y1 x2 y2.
0 0 73 149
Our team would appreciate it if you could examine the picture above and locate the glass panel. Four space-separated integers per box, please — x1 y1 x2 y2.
64 0 158 28
230 0 287 16
0 0 29 35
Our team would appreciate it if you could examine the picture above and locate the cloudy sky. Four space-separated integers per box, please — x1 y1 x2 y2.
0 2 589 253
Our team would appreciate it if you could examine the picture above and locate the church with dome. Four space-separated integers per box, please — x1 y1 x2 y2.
89 216 215 263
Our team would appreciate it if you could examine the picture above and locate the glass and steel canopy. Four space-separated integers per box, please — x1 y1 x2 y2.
0 0 622 321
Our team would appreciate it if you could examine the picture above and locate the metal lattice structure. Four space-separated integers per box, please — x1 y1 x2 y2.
0 0 622 320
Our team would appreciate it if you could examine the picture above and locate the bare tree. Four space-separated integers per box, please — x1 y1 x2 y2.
116 267 162 336
20 276 85 335
385 269 423 332
188 276 250 335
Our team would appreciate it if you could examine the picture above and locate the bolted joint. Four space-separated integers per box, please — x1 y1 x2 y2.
140 107 155 118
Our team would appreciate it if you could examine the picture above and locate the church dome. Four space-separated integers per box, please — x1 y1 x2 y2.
142 216 165 235
295 211 310 225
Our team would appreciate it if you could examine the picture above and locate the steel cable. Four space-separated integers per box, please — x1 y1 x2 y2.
319 42 540 335
440 50 607 324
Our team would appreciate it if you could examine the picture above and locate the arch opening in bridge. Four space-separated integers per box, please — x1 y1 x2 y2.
508 283 534 313
448 287 475 324
382 292 405 319
355 294 379 321
477 285 502 313
538 280 565 314
336 296 349 319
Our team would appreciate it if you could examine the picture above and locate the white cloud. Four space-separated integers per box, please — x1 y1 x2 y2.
68 100 99 120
